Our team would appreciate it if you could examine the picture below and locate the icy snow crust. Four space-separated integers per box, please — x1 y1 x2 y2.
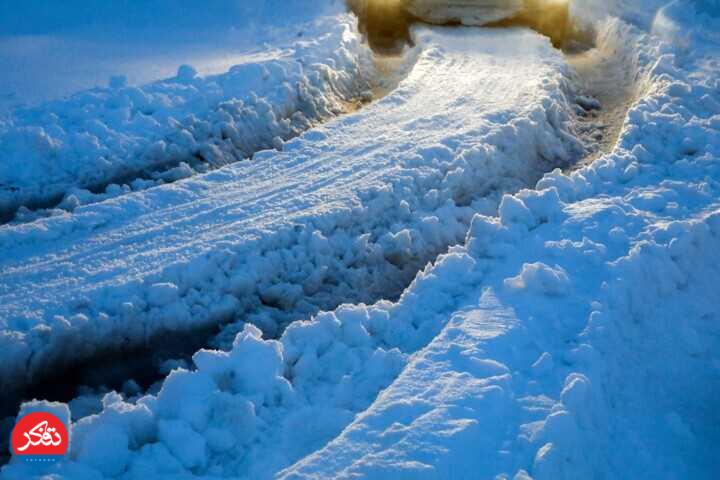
0 25 584 478
0 15 372 220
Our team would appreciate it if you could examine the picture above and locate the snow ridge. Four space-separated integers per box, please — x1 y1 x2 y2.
0 16 373 221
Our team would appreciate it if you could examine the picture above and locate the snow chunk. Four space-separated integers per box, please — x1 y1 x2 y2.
147 282 180 307
75 422 130 477
531 352 554 376
229 324 287 398
176 64 198 83
504 262 571 296
499 194 535 227
158 419 207 470
560 373 591 413
156 369 216 431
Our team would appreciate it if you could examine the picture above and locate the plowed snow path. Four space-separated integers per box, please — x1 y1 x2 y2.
0 26 581 415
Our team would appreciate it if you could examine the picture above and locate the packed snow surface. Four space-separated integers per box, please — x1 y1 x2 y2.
2 0 720 479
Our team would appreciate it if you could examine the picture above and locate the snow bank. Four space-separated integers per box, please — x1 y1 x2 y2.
0 14 372 218
652 0 720 49
0 26 584 478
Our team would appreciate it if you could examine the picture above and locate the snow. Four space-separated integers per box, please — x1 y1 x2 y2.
2 0 719 478
0 0 339 111
0 20 586 478
503 261 571 295
0 22 580 418
0 12 372 219
281 4 720 479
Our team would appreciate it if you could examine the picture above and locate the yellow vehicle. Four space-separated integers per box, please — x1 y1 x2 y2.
349 0 571 50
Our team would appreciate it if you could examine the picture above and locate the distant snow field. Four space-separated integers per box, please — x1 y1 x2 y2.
1 0 719 479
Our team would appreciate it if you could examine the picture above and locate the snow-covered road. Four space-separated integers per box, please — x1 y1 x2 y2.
0 26 581 417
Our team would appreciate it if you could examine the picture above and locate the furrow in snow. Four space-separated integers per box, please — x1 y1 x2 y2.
567 19 650 169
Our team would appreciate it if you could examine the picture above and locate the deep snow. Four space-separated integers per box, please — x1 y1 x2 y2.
1 0 719 479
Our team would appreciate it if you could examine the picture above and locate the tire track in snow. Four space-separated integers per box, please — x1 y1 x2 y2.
568 19 649 169
347 0 641 171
